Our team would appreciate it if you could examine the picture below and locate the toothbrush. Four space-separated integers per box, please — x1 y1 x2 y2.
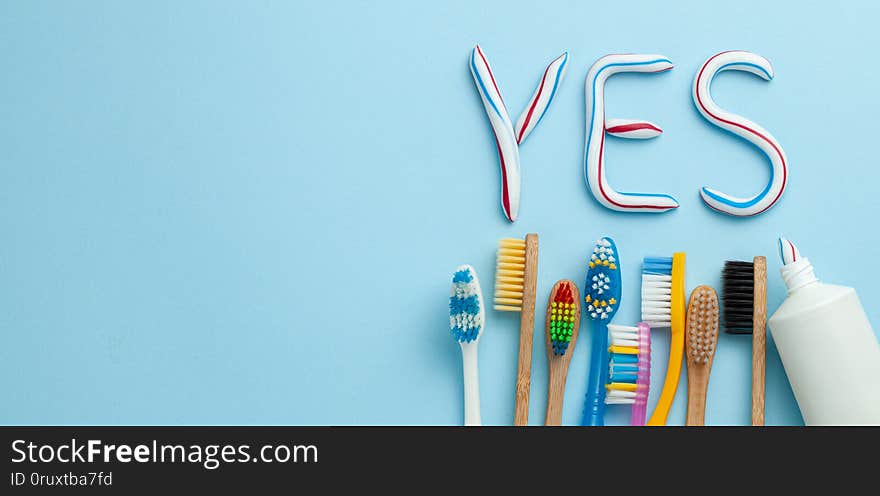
544 280 581 426
606 323 653 426
685 285 720 426
642 253 687 426
722 257 767 426
582 237 622 426
449 265 485 426
494 234 539 426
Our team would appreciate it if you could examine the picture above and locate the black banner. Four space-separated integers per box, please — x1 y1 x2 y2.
1 427 874 492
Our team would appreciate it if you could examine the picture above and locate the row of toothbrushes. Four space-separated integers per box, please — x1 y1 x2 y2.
449 235 778 426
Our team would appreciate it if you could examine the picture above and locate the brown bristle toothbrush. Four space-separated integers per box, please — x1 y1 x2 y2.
494 234 539 426
685 285 720 426
544 280 580 426
722 257 767 426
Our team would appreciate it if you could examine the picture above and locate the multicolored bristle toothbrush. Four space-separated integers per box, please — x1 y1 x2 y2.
494 234 539 426
606 323 652 426
544 280 581 426
722 257 767 426
582 237 622 426
449 265 485 426
685 285 720 426
641 252 687 426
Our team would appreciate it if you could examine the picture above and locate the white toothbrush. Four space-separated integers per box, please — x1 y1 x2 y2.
449 265 485 426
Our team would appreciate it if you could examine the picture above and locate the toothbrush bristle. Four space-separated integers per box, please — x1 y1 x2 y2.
549 281 577 356
605 325 641 405
641 256 672 327
722 261 755 334
585 237 621 321
494 238 526 312
450 265 484 343
685 286 719 365
605 322 652 425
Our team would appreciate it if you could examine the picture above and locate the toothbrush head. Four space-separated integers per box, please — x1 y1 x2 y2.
641 256 673 328
584 237 621 322
722 261 755 334
722 257 767 334
493 237 527 312
605 322 652 426
685 285 720 365
547 280 580 356
450 265 485 344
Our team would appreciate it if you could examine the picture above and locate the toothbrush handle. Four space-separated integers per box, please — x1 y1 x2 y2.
752 256 767 426
648 324 684 425
582 321 609 426
686 366 709 426
514 234 539 426
461 344 481 426
545 360 567 426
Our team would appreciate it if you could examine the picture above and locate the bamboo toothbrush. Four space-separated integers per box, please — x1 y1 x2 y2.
722 257 767 426
544 280 581 426
685 285 720 426
642 252 686 426
494 234 539 426
449 265 485 426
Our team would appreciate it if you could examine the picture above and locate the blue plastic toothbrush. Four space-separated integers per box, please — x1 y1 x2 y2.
582 237 622 426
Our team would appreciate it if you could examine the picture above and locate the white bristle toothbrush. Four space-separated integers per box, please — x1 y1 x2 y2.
641 253 687 426
606 323 652 426
449 265 485 426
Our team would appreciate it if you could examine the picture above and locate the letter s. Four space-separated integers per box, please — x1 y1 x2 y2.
11 440 26 462
693 50 789 217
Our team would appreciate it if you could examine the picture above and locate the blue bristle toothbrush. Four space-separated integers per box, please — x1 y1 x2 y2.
449 265 485 426
582 237 622 426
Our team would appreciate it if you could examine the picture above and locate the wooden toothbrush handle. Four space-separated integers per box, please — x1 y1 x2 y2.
752 256 767 426
545 361 566 426
686 367 709 426
514 233 539 426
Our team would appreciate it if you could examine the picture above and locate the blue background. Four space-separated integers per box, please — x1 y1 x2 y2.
2 0 878 425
